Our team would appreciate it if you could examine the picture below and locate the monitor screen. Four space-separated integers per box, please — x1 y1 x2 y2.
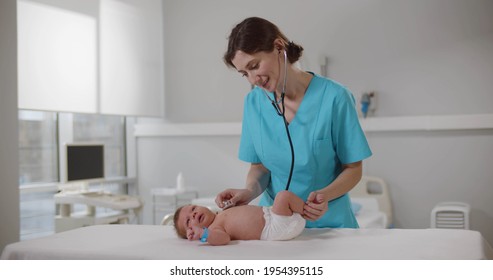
66 144 104 182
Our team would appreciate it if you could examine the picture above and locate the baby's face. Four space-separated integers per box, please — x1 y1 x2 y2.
177 205 215 238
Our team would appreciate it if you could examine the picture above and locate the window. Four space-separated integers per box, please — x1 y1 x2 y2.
19 110 58 240
19 110 127 240
72 113 126 178
18 111 58 184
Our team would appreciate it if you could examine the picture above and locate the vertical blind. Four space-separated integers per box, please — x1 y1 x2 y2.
17 0 164 117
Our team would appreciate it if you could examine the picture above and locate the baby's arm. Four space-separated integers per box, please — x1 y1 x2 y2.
188 226 231 246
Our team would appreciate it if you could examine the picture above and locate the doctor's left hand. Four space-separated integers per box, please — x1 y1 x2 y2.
303 191 328 221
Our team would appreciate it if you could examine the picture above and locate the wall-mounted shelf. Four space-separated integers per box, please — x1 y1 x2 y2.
135 122 241 137
134 114 493 137
359 114 493 132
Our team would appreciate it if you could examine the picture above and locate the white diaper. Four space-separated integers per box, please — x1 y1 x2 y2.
260 207 306 241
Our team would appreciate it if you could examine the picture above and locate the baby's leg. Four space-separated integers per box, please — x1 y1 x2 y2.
271 190 305 216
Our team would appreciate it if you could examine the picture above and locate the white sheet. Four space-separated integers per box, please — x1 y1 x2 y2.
2 225 492 260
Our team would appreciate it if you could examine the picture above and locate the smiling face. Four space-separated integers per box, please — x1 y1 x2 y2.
232 49 283 93
175 205 216 239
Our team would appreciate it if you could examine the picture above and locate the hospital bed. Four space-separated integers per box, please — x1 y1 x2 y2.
349 176 393 228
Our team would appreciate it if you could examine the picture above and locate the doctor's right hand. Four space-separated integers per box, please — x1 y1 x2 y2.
215 188 253 209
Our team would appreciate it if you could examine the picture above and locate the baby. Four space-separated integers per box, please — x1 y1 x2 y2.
173 190 307 246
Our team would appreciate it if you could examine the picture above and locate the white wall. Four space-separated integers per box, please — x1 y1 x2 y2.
135 0 493 245
0 0 20 251
366 129 493 236
161 0 493 122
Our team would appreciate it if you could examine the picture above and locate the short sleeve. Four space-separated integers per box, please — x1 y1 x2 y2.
331 87 372 164
238 95 261 163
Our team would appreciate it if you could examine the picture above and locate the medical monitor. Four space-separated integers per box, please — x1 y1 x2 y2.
66 144 104 182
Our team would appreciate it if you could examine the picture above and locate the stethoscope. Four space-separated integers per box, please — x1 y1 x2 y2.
261 50 294 191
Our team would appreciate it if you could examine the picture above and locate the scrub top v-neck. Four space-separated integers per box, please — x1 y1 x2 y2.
239 73 372 228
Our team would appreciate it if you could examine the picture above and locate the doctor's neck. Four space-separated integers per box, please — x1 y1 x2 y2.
278 68 312 100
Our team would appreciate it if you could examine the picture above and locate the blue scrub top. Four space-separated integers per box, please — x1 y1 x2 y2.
239 74 372 228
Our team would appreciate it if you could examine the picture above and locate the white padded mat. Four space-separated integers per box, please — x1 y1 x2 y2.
2 225 492 260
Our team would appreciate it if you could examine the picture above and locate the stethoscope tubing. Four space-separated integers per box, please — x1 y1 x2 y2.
281 111 294 191
263 50 294 191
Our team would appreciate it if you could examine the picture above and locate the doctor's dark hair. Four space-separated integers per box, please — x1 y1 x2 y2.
223 17 303 68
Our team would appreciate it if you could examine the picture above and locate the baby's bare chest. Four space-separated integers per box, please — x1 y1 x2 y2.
215 206 265 240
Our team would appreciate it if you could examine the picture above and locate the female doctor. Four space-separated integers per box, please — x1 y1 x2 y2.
215 17 372 228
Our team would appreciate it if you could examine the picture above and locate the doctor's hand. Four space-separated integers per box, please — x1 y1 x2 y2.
303 191 328 221
215 188 254 209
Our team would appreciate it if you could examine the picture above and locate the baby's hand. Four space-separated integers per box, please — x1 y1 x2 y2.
186 226 204 241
